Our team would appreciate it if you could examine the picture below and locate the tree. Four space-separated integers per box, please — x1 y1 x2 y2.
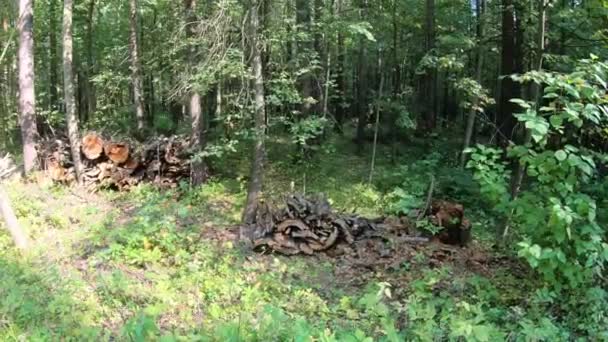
184 0 207 186
129 0 145 132
497 0 517 144
48 0 59 110
243 0 267 224
62 0 83 183
461 0 485 167
17 0 38 173
423 0 436 130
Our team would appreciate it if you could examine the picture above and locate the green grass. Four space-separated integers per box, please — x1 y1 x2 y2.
0 130 598 340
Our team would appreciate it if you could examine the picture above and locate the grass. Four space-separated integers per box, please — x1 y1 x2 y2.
0 129 577 340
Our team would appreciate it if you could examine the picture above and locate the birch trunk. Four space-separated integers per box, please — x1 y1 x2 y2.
17 0 38 173
62 0 83 182
129 0 145 131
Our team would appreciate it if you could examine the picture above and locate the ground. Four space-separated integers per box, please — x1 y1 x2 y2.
0 131 534 341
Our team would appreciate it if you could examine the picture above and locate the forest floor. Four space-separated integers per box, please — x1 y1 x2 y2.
0 129 534 340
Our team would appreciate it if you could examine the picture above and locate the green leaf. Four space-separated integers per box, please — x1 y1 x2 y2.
554 150 567 161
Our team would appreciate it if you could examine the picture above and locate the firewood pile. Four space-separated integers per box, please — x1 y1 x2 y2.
39 132 192 190
246 194 474 256
248 193 378 255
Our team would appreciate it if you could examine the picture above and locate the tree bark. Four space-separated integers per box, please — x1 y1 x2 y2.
243 0 267 225
62 0 83 182
509 0 546 199
129 0 145 132
85 0 96 117
461 0 485 167
0 186 28 250
334 0 345 133
424 0 436 130
497 0 517 144
17 0 38 173
368 51 384 184
49 0 59 111
296 0 314 115
184 0 207 186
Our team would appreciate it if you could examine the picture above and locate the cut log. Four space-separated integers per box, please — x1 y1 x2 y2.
38 133 194 190
104 143 130 164
81 133 104 160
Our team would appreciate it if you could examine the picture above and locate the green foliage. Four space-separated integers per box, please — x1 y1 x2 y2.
468 57 608 338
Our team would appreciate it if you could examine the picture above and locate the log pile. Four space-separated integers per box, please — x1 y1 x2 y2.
39 133 192 190
249 194 377 255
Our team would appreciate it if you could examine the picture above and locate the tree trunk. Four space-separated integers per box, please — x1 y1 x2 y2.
509 0 546 199
356 35 368 151
62 0 83 182
461 0 485 167
368 51 384 184
184 0 207 186
424 0 436 131
392 0 401 97
17 0 38 173
296 0 314 115
334 0 345 133
85 0 96 117
49 0 59 111
129 0 145 132
497 0 517 144
0 186 28 250
243 0 267 225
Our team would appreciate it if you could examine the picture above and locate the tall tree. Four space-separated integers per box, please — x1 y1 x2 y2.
334 0 346 133
243 0 267 224
184 0 207 186
461 0 485 167
48 0 59 110
85 0 96 118
129 0 145 132
62 0 83 182
17 0 38 173
296 0 314 115
424 0 436 130
497 0 517 144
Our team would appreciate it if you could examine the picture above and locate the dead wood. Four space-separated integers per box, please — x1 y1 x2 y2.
250 193 377 255
82 133 104 160
38 132 194 191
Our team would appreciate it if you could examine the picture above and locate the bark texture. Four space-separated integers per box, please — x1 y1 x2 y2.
17 0 38 173
129 0 145 131
63 0 83 182
243 0 267 224
184 0 207 186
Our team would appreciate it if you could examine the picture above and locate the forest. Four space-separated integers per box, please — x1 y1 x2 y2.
0 0 607 340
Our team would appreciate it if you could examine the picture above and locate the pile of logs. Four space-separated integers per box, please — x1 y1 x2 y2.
40 132 191 190
247 194 474 256
249 193 377 255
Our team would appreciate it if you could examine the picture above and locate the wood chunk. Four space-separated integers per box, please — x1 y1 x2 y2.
104 143 130 164
81 133 104 160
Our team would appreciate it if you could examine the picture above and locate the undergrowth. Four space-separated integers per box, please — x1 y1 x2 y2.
0 131 605 340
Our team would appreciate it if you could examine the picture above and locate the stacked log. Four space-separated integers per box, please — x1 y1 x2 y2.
39 133 191 190
249 193 377 255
